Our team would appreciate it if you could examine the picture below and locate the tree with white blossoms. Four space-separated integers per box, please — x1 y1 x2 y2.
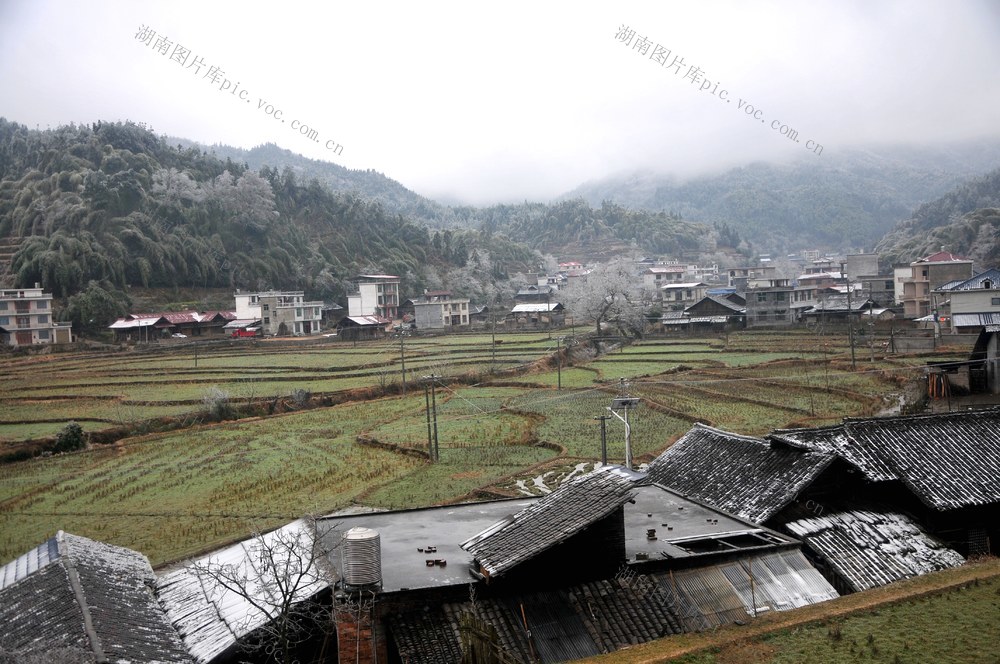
564 258 648 337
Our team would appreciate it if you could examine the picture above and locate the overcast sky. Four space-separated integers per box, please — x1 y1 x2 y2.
2 0 1000 205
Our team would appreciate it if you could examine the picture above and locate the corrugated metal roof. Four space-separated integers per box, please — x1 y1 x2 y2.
156 520 328 664
785 510 965 592
509 303 563 313
0 534 60 590
953 312 1000 327
666 549 838 626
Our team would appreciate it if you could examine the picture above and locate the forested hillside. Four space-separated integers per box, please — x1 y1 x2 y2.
182 139 464 229
475 198 712 259
0 119 538 329
875 167 1000 268
191 140 717 258
563 142 1000 253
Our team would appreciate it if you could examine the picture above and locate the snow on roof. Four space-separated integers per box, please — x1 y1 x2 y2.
661 282 706 289
156 520 328 664
0 531 191 662
510 303 562 313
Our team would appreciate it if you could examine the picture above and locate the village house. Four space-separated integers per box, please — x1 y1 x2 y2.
336 315 391 341
513 284 556 304
935 267 1000 334
642 265 686 290
108 310 236 341
506 302 564 328
235 290 323 336
744 279 796 327
3 410 999 662
662 294 745 331
900 251 975 318
647 409 1000 594
411 290 471 330
659 281 708 310
348 274 401 320
0 285 73 346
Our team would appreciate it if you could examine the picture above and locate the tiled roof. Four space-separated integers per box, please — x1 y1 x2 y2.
937 268 1000 291
0 531 191 662
646 424 835 523
461 466 639 578
915 251 970 264
771 409 1000 511
785 510 965 592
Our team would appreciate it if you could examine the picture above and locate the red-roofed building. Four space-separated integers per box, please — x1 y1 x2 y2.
108 311 236 341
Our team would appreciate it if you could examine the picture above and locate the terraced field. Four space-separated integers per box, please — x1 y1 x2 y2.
0 328 947 565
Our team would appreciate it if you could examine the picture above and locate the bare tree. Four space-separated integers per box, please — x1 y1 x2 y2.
190 517 337 664
563 258 647 337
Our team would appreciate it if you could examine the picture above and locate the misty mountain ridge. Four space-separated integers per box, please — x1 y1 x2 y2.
875 166 1000 268
561 139 1000 254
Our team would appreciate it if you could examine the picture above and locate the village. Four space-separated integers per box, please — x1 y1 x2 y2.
1 245 999 663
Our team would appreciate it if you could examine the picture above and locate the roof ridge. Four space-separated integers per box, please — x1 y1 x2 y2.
59 533 108 663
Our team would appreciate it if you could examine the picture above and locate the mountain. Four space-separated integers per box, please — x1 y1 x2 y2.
170 138 464 229
561 141 1000 254
875 167 1000 268
0 118 539 331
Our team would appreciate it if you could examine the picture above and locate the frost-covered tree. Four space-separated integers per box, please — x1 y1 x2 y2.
563 258 646 337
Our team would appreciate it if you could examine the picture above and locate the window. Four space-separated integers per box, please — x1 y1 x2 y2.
263 304 269 312
0 302 6 310
756 292 768 302
38 329 49 340
37 300 48 309
314 307 320 317
992 297 1000 306
296 308 303 318
263 316 270 325
884 281 893 290
37 314 48 324
0 316 7 325
776 292 786 301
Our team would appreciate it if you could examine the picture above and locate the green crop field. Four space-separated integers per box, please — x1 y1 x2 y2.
0 328 942 565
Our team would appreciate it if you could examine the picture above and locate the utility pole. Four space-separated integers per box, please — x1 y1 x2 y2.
423 380 433 459
842 262 856 371
594 415 611 465
608 378 640 470
556 336 562 390
422 374 440 461
398 327 406 395
491 310 497 373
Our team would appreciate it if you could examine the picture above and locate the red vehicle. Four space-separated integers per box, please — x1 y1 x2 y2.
231 329 259 338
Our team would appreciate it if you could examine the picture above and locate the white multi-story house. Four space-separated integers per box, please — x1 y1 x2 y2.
233 290 323 336
642 266 686 291
0 286 73 346
412 291 470 330
347 275 400 319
